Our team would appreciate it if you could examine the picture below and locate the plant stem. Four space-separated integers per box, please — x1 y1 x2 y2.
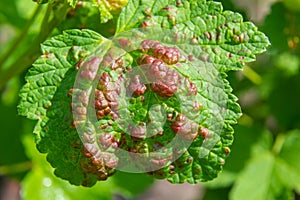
0 161 32 175
0 4 70 90
272 134 285 155
0 5 42 70
242 65 262 85
40 2 53 35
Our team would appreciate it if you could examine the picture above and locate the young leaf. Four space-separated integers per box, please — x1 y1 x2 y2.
68 0 78 7
94 0 129 23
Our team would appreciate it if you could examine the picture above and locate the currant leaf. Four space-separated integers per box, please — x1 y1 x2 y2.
18 0 269 187
18 29 105 142
116 0 270 71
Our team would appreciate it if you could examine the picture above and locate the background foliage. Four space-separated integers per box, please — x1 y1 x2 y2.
0 0 299 199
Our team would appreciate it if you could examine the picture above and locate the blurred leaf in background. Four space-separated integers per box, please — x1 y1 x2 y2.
0 0 41 185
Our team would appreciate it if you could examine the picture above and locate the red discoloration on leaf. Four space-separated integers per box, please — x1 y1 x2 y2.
171 114 199 140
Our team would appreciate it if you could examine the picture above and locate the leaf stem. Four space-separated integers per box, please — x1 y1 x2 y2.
0 161 32 176
272 134 285 155
0 5 43 70
242 65 262 85
40 2 53 35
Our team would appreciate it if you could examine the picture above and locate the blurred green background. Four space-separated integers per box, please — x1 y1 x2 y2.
1 0 300 199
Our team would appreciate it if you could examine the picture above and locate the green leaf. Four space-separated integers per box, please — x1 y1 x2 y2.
116 0 168 33
230 152 275 200
97 0 114 23
18 30 117 186
37 68 106 186
94 0 129 23
18 0 269 187
163 61 241 183
278 130 300 193
65 33 240 184
274 52 299 76
68 0 78 7
116 0 270 71
22 29 239 185
18 29 105 141
230 152 293 200
279 130 300 174
275 157 300 195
